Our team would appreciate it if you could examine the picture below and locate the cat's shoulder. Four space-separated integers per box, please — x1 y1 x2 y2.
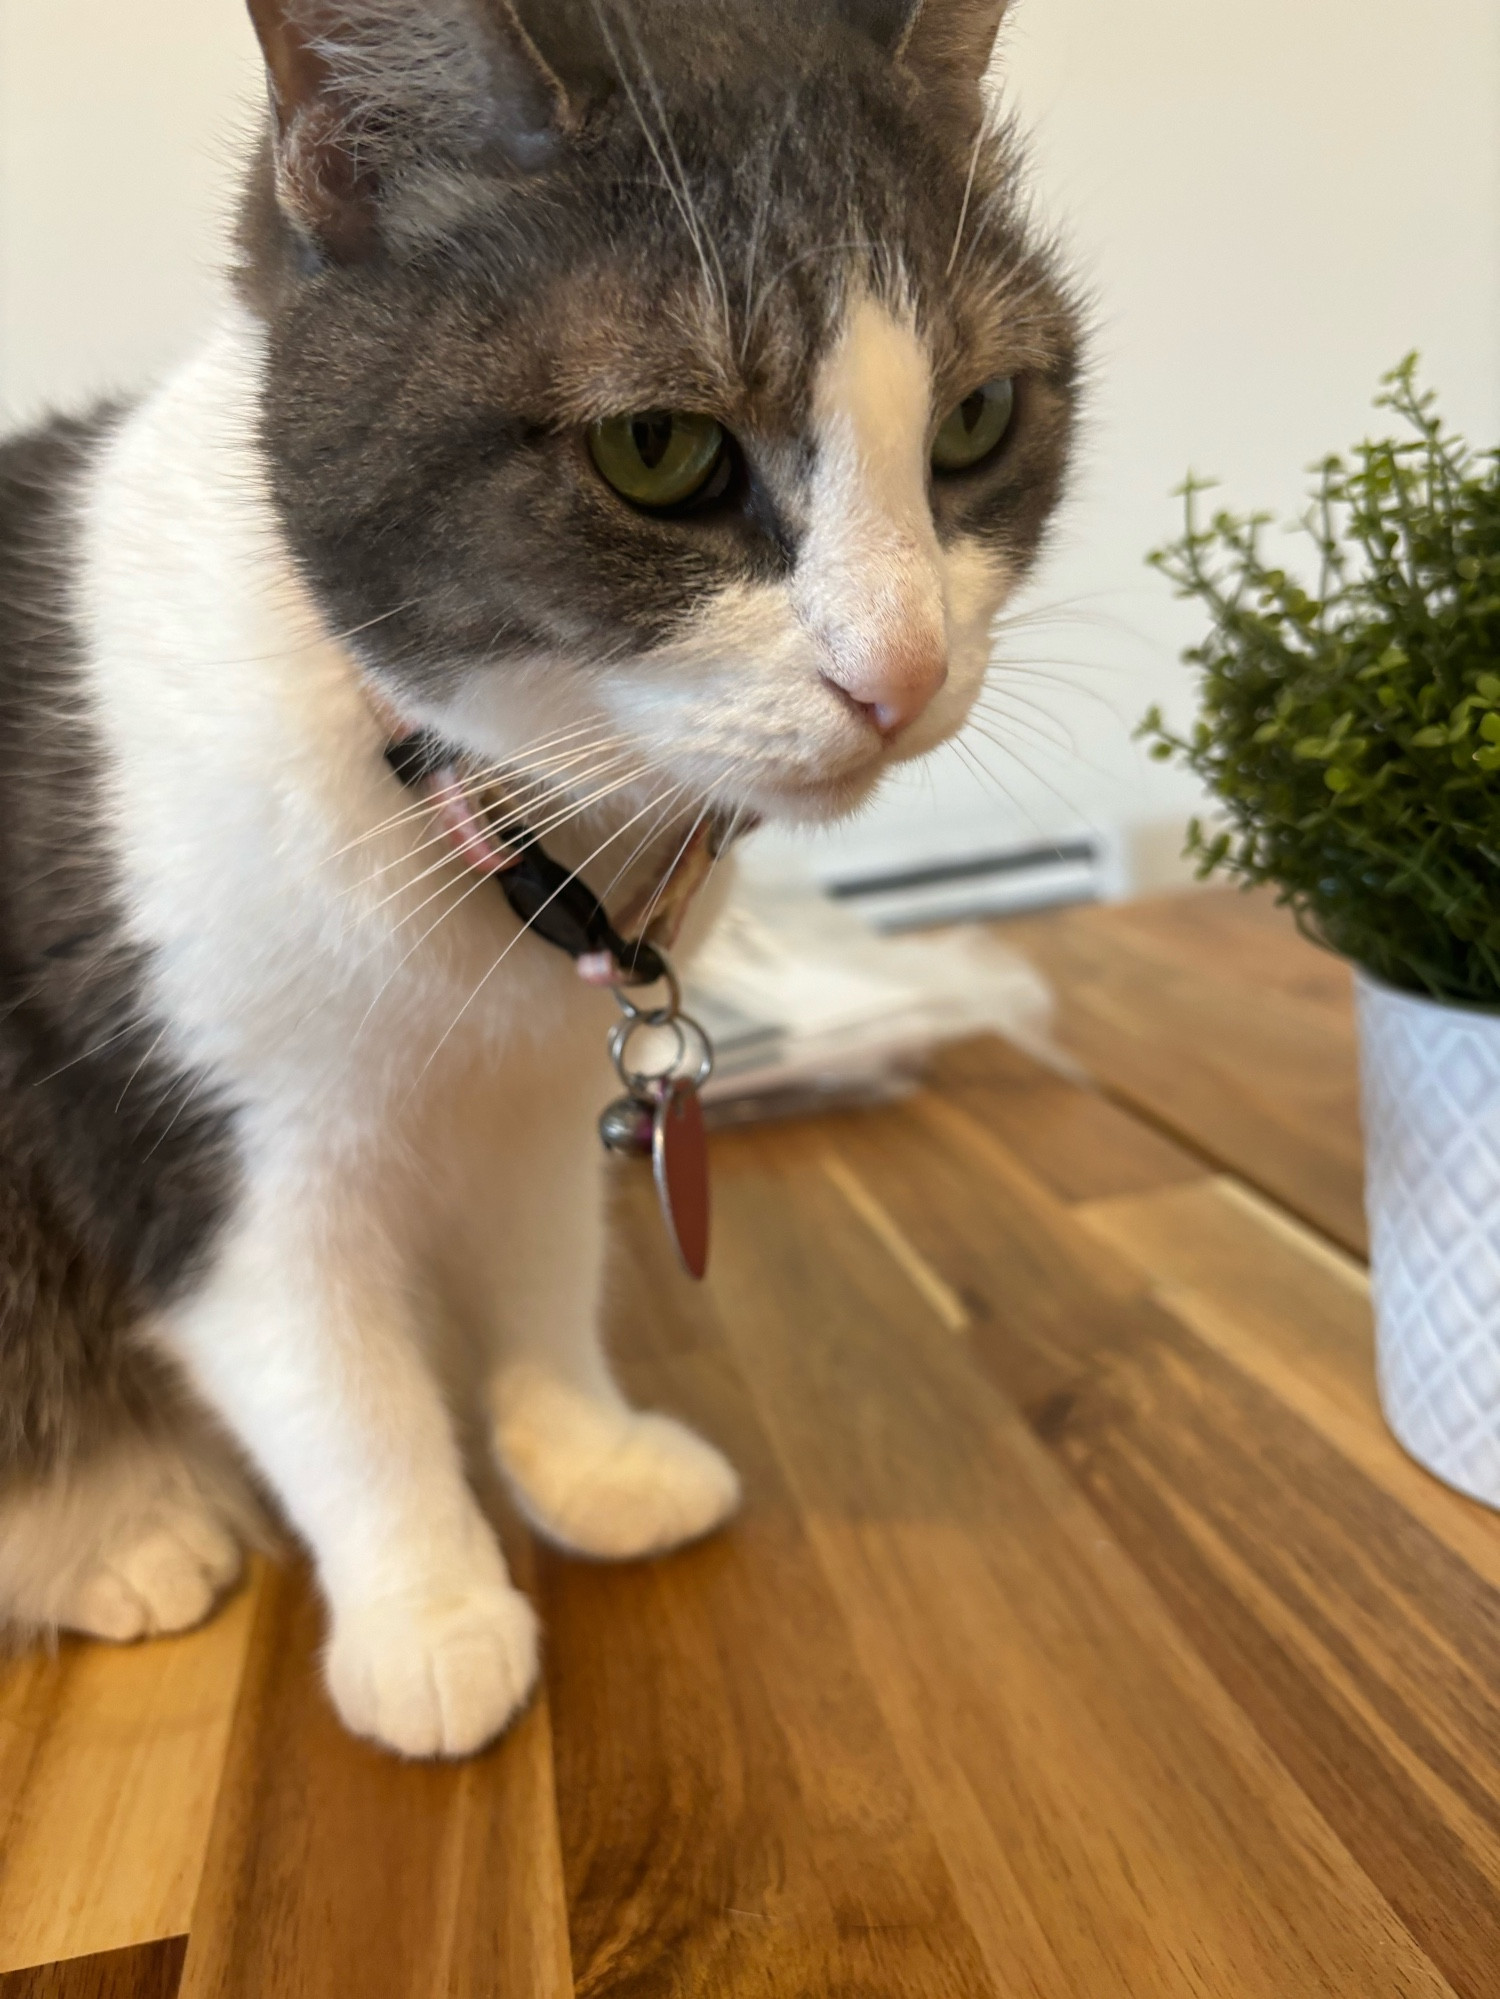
0 405 126 695
0 405 121 507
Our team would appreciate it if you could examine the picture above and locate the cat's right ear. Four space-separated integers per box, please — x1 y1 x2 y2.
245 0 572 261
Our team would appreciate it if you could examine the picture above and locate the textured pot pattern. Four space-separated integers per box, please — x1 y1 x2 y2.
1356 971 1500 1508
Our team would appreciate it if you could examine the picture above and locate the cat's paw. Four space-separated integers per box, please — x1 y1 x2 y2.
62 1506 243 1642
325 1583 539 1759
494 1372 741 1560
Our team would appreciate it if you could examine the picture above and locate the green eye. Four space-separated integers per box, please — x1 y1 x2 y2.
588 411 727 508
932 377 1015 473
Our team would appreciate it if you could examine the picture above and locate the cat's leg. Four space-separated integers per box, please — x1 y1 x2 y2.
158 1182 537 1758
456 1082 740 1560
0 1427 247 1642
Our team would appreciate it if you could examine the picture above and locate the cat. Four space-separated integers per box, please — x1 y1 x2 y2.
0 0 1079 1756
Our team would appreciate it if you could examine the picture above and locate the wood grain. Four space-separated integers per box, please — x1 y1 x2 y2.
540 1181 998 1999
1074 1175 1500 1589
0 1578 257 1974
824 1091 1500 1998
924 1031 1205 1204
0 1938 186 1999
707 1121 1463 1999
1003 888 1368 1251
176 1550 572 1999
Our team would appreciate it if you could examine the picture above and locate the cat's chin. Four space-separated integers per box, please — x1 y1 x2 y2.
741 763 886 828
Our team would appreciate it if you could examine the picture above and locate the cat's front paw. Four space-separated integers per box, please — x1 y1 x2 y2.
494 1372 741 1560
325 1582 539 1759
61 1502 243 1642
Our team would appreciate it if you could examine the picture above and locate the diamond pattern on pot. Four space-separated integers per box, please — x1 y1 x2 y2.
1356 972 1500 1508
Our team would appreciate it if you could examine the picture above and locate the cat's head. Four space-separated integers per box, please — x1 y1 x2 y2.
239 0 1081 827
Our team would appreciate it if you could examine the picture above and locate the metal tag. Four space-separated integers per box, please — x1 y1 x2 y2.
652 1078 710 1280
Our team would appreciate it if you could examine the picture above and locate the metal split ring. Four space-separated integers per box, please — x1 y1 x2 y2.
610 959 683 1026
609 1011 714 1096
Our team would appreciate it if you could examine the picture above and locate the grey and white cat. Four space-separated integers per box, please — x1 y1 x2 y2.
0 0 1078 1755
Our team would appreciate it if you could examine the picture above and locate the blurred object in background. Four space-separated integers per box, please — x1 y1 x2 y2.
820 838 1099 933
689 873 1057 1126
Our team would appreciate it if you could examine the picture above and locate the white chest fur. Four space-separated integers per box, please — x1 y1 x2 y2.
76 307 618 1181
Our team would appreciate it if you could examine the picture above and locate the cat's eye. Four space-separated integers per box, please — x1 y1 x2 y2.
931 377 1015 473
588 411 728 509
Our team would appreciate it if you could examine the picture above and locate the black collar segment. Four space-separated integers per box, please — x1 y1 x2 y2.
384 730 667 987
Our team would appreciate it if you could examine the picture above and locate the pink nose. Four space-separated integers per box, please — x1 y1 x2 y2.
824 638 949 739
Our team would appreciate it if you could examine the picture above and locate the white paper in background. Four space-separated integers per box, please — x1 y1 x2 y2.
681 875 1059 1118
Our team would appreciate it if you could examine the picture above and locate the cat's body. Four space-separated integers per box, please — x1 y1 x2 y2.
0 0 1079 1755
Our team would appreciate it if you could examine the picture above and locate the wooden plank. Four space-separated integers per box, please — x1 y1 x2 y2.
925 1033 1206 1203
1084 1174 1376 1419
1073 1175 1500 1591
831 1092 1500 1998
0 1579 257 1975
1002 889 1367 1252
0 1940 186 1999
706 1120 1460 1999
541 1178 999 1999
176 1549 572 1999
822 1153 970 1331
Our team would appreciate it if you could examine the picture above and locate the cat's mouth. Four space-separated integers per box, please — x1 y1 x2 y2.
693 702 958 828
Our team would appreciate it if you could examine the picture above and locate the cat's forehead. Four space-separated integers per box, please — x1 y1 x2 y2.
389 121 1060 440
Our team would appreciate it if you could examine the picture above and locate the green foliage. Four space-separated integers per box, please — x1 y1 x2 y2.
1142 358 1500 1004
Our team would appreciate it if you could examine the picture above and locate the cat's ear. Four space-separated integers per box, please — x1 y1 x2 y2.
895 0 1009 88
842 0 1009 105
245 0 571 260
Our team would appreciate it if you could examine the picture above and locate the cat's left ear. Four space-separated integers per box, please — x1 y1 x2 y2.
842 0 1010 107
245 0 572 261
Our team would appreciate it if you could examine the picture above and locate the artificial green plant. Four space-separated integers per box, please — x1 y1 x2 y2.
1144 358 1500 1004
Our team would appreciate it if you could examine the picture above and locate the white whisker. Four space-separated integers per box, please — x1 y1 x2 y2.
362 757 652 928
115 1019 172 1113
29 1015 145 1087
592 784 692 908
946 118 987 279
350 743 641 901
405 783 684 1093
631 800 709 944
746 238 877 347
349 765 662 1038
327 719 623 861
962 717 1105 815
740 105 794 363
593 1 732 344
698 799 752 901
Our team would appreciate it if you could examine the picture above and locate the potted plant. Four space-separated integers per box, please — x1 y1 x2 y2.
1143 358 1500 1508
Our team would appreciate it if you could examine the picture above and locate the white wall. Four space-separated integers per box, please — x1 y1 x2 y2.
991 0 1500 884
0 0 262 428
2 0 1496 890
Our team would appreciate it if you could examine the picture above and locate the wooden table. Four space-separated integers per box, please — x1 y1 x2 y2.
3 888 1498 1999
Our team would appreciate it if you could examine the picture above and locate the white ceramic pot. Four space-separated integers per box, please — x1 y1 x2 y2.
1356 970 1500 1508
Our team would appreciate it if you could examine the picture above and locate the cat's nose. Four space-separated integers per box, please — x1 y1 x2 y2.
823 634 949 738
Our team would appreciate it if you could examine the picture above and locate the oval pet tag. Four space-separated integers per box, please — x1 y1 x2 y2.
652 1077 710 1280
